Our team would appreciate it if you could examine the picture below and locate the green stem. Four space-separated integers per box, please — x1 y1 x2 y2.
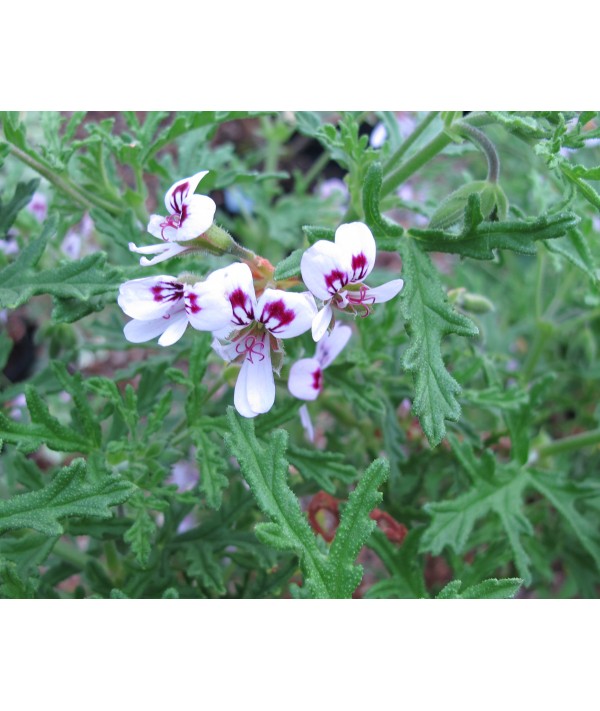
537 428 600 458
296 150 330 193
456 123 500 183
382 131 452 197
8 143 125 215
523 320 553 380
383 111 439 176
381 113 493 197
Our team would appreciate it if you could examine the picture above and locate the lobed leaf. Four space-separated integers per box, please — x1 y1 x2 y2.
436 577 522 599
327 458 389 598
410 194 579 260
0 459 136 536
398 238 478 446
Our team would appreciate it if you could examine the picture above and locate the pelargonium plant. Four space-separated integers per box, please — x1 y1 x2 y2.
0 111 599 599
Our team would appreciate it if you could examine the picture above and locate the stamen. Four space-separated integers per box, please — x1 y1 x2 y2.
160 214 181 239
235 333 266 364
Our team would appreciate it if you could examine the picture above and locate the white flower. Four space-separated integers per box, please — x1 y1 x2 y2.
129 171 216 267
203 263 317 418
288 323 352 401
118 274 227 347
300 222 404 340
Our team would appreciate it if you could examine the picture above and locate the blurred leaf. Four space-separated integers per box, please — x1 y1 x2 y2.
288 445 357 494
0 179 39 234
436 577 522 599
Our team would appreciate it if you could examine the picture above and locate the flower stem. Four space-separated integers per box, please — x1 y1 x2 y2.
537 428 600 458
383 111 439 176
456 123 500 183
8 143 125 215
381 113 493 197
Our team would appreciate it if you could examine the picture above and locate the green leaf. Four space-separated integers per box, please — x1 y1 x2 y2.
124 509 157 568
327 458 388 598
287 445 358 494
0 178 39 234
529 470 600 572
362 162 404 249
544 229 598 283
570 164 600 181
488 111 547 138
51 362 102 448
302 224 335 245
398 238 478 446
436 577 522 599
0 532 58 575
420 437 533 584
0 386 93 453
195 429 229 510
0 217 121 310
223 409 330 598
0 459 136 536
411 194 579 260
273 248 304 281
185 544 227 596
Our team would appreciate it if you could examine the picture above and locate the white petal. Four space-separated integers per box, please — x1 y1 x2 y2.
118 276 183 320
128 241 168 255
157 311 189 346
204 262 257 328
288 357 322 401
316 323 352 368
185 282 237 333
176 194 217 241
147 214 177 242
164 171 209 214
364 278 404 303
211 337 239 362
257 289 317 339
301 239 350 300
123 317 171 343
298 404 315 443
311 303 333 341
335 222 376 283
139 243 189 266
234 345 275 418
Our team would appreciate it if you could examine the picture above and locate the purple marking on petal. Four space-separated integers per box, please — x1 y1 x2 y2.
185 292 201 315
169 182 189 214
324 268 348 295
311 368 322 391
350 252 368 281
260 299 295 334
150 281 184 303
229 288 255 326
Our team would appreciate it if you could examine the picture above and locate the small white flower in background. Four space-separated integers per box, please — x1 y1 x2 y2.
26 191 48 223
205 262 317 418
0 232 19 256
370 123 388 149
61 213 94 260
129 171 216 267
300 222 404 341
168 459 199 492
298 404 315 442
118 273 231 347
288 323 352 401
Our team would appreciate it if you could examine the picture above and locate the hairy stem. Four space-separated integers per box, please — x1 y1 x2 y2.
456 123 501 183
8 144 125 215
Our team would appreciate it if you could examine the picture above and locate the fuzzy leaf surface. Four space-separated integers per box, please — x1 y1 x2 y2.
410 194 579 260
0 459 136 536
326 458 388 598
398 238 478 446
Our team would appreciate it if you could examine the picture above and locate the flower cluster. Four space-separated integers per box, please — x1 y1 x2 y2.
118 172 404 418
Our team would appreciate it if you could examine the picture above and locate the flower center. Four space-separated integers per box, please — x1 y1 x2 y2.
160 214 181 239
334 285 375 317
234 331 267 364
